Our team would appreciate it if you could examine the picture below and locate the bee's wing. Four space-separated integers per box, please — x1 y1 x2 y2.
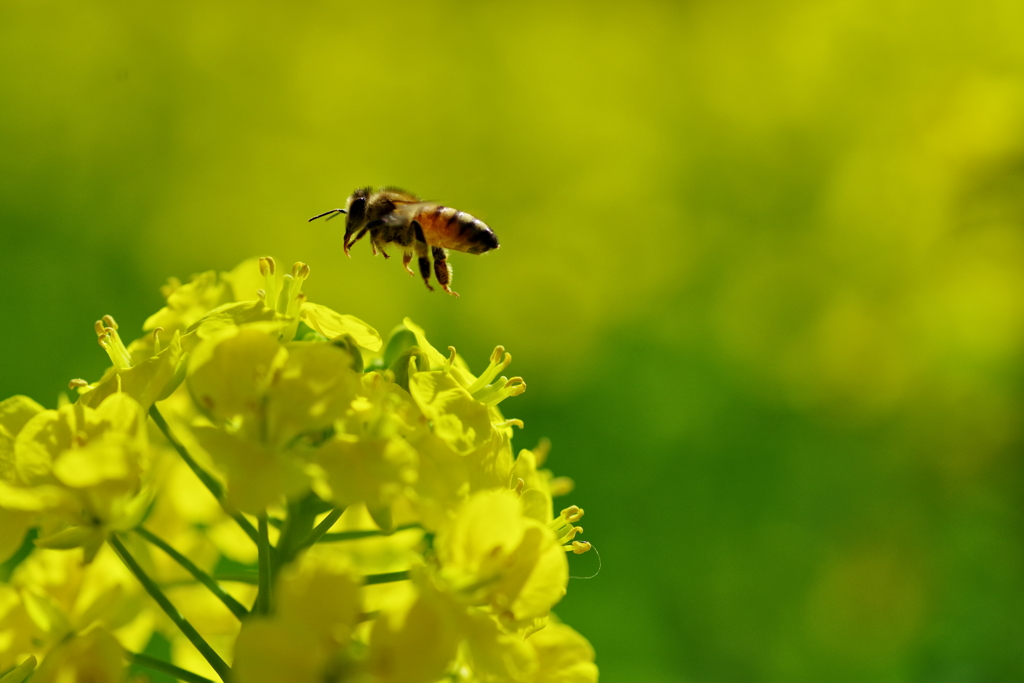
385 201 434 226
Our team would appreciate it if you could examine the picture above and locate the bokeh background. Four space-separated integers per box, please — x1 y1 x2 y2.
4 0 1024 680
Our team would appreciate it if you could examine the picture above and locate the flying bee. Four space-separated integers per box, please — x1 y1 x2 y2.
309 186 499 298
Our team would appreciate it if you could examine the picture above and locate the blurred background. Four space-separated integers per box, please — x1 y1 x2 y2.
3 0 1024 680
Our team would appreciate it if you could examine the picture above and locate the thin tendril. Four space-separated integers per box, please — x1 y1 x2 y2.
569 543 602 580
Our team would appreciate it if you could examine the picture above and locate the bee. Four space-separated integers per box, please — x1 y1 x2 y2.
309 186 499 298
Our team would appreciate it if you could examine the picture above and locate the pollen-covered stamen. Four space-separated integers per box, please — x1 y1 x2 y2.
554 525 584 545
533 437 551 466
292 261 310 281
568 541 592 555
95 318 132 371
514 478 525 496
259 257 279 306
467 346 512 395
68 378 89 390
478 376 527 407
549 476 575 497
548 506 591 553
493 418 524 429
559 505 584 524
549 507 582 535
444 346 457 373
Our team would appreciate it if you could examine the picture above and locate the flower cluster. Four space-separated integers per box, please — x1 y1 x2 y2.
0 257 598 683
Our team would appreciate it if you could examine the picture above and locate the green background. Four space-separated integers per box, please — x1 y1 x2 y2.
3 0 1024 680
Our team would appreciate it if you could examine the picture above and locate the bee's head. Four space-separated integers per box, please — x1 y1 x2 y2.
344 186 371 234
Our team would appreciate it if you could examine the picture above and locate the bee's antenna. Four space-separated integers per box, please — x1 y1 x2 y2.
308 208 347 222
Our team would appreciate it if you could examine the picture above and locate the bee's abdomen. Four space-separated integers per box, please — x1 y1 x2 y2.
416 205 499 254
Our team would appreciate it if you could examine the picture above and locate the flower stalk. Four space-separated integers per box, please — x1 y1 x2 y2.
125 651 217 683
149 404 262 549
134 526 249 620
108 534 231 681
255 513 272 616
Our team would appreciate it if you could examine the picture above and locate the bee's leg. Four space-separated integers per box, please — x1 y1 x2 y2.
402 252 415 276
349 220 383 256
379 244 390 259
412 221 434 292
347 225 370 255
432 246 458 298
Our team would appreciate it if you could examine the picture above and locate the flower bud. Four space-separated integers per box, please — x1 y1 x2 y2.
389 346 430 392
382 326 418 369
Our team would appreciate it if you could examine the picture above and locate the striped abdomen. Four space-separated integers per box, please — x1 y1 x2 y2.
415 205 499 254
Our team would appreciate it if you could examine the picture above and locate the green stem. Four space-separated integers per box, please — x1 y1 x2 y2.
271 494 337 576
301 507 344 549
319 523 421 543
207 570 410 587
149 405 260 548
364 570 410 585
212 571 259 585
134 527 248 620
125 651 216 683
255 513 272 615
109 534 231 681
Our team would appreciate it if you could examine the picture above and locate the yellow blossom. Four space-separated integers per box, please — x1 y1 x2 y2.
0 256 598 683
364 580 461 683
3 393 153 562
75 316 187 410
523 621 599 683
30 626 125 683
435 490 569 626
233 553 362 683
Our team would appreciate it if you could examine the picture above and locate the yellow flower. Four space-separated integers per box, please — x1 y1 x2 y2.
1 546 150 675
0 256 599 683
458 616 599 683
0 396 45 481
0 396 47 562
3 393 153 561
364 580 461 683
402 318 527 433
233 553 362 683
523 621 599 683
315 434 418 533
459 608 537 682
0 584 42 673
405 431 471 531
435 490 568 626
145 269 233 336
30 626 125 683
185 326 365 513
74 315 187 411
301 301 383 353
